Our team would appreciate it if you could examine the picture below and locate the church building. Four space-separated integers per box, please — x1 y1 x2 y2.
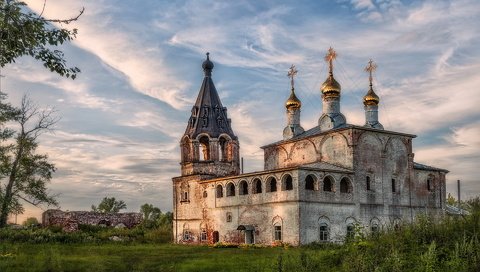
172 49 448 245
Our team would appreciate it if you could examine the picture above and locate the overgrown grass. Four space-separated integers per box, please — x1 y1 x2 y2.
1 201 479 271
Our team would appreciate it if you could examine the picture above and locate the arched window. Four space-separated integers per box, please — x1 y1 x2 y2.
323 176 334 192
239 180 248 195
391 179 396 193
266 177 277 192
216 184 223 198
213 231 220 243
180 182 189 202
198 136 210 161
346 224 355 240
218 137 227 162
226 212 232 222
274 224 282 241
305 175 315 190
319 224 329 242
371 224 379 234
340 177 352 193
366 176 371 191
427 178 433 191
253 178 262 194
200 229 207 242
203 191 207 198
226 182 235 197
283 175 293 191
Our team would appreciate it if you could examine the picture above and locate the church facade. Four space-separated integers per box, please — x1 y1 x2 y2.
172 50 448 245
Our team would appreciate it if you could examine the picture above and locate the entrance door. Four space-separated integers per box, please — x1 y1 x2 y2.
245 230 254 244
213 231 219 243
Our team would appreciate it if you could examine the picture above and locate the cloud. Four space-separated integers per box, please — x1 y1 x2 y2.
24 0 191 110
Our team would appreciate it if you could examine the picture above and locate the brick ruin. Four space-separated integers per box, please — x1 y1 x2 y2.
42 209 143 232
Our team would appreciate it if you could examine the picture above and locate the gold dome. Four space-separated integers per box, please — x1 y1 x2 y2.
286 88 301 109
363 86 380 106
321 74 341 98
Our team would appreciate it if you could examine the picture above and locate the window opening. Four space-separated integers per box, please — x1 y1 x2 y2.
323 176 333 192
319 224 329 242
274 225 282 241
305 175 315 190
216 185 223 198
226 183 235 197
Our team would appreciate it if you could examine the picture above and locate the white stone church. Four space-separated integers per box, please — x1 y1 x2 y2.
172 49 448 245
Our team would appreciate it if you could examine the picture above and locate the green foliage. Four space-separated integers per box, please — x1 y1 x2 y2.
21 217 38 227
0 198 479 271
91 197 127 213
0 0 82 79
0 95 58 228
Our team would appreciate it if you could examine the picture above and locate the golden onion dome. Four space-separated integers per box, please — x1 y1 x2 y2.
363 86 380 106
321 74 341 97
285 88 301 109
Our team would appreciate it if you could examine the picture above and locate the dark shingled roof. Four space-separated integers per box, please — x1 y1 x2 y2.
183 53 237 140
413 162 449 173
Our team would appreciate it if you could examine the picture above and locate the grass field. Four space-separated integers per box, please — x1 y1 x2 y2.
0 243 314 272
1 201 479 272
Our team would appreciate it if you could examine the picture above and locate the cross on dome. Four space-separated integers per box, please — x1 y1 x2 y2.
287 64 298 89
365 59 377 87
324 47 337 75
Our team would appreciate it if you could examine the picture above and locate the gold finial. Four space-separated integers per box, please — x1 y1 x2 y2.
287 64 298 90
285 64 301 109
321 47 341 97
324 47 337 75
363 59 380 106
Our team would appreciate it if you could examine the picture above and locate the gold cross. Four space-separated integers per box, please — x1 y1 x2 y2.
287 64 298 89
324 47 337 75
365 59 377 85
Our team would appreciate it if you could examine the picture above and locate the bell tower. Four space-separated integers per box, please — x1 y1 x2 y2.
180 53 240 177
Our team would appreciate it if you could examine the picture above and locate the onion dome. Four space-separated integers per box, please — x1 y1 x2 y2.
321 74 341 98
286 88 302 109
363 86 380 106
202 52 214 76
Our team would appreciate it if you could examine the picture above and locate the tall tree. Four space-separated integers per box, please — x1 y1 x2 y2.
0 0 83 78
92 197 127 213
0 95 58 227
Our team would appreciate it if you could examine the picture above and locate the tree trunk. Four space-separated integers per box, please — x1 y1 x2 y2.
0 139 24 228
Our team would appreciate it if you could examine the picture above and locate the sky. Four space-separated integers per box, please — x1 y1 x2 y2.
1 0 479 223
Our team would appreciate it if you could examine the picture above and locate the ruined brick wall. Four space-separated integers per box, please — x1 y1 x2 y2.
42 210 143 232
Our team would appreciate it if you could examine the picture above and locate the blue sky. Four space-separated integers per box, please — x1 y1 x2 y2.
2 0 479 222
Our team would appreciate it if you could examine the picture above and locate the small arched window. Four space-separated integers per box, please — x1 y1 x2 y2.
346 224 355 240
253 178 262 194
340 177 352 193
198 136 210 161
239 180 248 195
427 178 433 191
216 184 223 198
366 176 371 191
319 224 329 242
283 175 293 191
226 182 235 197
305 175 315 191
218 137 227 162
323 176 334 192
267 177 277 192
273 219 283 241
